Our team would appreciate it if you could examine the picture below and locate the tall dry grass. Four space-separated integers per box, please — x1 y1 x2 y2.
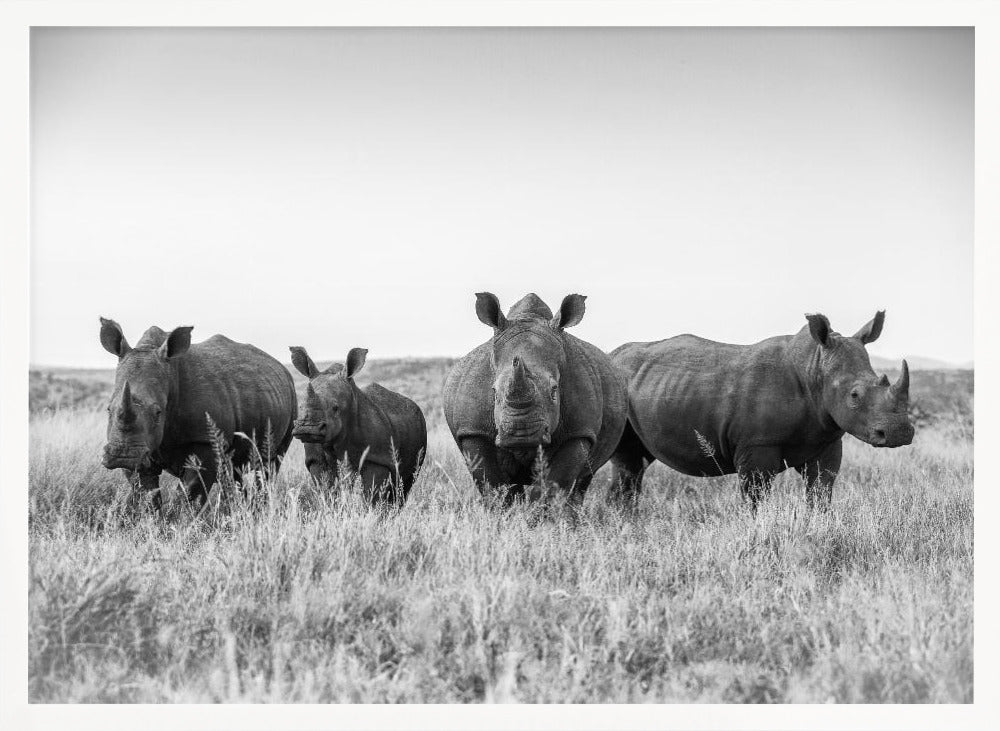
28 399 972 703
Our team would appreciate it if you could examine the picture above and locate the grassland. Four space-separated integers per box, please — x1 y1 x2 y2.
28 362 973 703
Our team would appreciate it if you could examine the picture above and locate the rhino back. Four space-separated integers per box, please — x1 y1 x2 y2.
363 383 427 451
166 335 297 449
616 334 812 475
442 342 495 441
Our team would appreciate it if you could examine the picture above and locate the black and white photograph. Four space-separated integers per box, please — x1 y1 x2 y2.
2 3 995 728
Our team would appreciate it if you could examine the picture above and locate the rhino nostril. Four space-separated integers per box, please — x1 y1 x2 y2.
874 428 886 442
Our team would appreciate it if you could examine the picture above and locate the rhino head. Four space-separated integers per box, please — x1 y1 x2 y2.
475 292 586 450
99 317 193 470
805 311 914 448
290 346 367 446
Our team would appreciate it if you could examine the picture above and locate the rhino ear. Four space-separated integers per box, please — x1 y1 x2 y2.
853 310 885 345
552 294 587 330
290 346 320 378
805 313 832 347
345 347 368 380
475 292 507 331
159 326 193 359
99 317 131 358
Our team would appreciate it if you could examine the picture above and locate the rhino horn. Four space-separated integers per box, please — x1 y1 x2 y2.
118 381 136 424
891 359 910 400
878 373 890 387
507 357 533 403
297 384 323 423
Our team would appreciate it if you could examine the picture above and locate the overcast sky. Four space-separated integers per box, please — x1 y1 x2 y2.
31 27 972 368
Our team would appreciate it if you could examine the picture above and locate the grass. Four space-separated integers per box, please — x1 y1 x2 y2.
27 367 973 703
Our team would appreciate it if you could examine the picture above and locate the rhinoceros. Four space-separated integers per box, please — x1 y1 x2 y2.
99 318 297 506
609 311 915 510
443 292 628 504
289 346 427 505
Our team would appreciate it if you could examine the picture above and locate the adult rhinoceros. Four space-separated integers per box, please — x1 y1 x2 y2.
99 318 297 506
443 292 627 505
609 311 914 510
289 346 427 506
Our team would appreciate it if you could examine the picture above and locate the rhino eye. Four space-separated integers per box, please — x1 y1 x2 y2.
850 388 861 402
550 384 558 400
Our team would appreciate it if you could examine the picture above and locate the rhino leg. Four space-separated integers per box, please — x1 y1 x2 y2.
796 439 843 510
609 421 653 505
138 470 163 514
458 437 508 500
177 444 219 507
304 443 335 489
273 420 295 466
736 447 782 513
568 473 593 509
537 437 594 501
124 468 163 514
360 463 398 507
738 471 775 513
401 447 426 495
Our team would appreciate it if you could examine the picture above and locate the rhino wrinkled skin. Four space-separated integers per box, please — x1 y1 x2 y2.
443 292 628 504
290 346 427 506
100 318 297 506
609 311 915 510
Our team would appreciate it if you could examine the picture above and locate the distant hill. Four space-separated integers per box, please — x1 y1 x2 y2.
29 358 458 425
869 355 973 372
32 352 971 382
29 356 972 434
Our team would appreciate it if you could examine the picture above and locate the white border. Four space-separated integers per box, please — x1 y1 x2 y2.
2 2 996 730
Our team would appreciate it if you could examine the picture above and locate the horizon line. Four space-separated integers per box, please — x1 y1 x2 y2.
27 354 977 372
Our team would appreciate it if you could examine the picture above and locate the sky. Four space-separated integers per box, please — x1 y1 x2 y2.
30 27 973 368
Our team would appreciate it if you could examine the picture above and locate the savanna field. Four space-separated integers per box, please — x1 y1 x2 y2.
28 361 974 703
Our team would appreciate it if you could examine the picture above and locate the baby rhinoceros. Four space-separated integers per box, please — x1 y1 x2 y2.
99 318 298 509
289 346 427 506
